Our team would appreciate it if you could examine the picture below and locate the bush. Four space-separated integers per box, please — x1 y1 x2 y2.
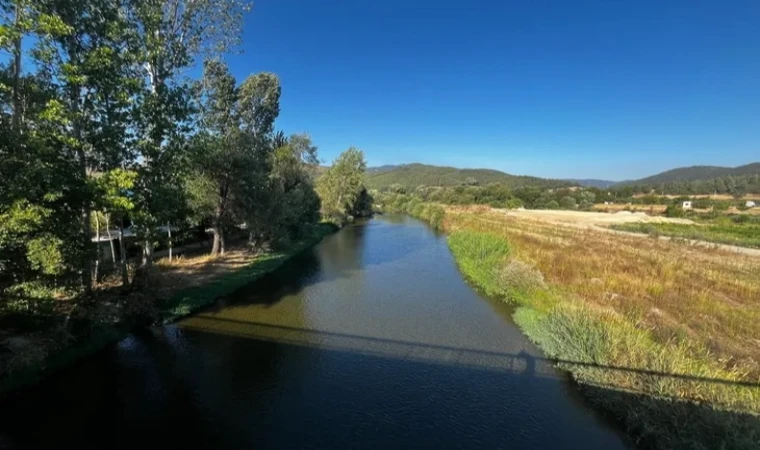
499 259 547 303
665 205 685 218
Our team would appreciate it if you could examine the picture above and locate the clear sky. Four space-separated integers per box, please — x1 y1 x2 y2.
225 0 760 180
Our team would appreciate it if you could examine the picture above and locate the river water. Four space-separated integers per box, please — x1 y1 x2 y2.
0 216 626 449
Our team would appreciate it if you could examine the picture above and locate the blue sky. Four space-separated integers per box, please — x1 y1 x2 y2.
225 0 760 180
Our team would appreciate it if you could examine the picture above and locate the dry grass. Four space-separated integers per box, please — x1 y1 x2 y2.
440 205 760 448
153 247 256 299
445 206 760 374
593 203 669 214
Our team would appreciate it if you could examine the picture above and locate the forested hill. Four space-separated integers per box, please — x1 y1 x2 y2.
611 163 760 195
565 179 618 188
364 163 572 189
622 163 760 185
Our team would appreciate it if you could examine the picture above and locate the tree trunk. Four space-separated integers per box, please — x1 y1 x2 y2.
81 203 92 294
93 213 100 284
211 194 226 256
118 219 129 286
211 225 224 256
167 222 173 262
106 213 116 263
142 241 153 267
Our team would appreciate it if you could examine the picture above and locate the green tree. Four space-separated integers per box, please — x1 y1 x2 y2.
94 169 137 285
317 148 368 223
560 196 577 210
130 0 251 265
187 62 281 255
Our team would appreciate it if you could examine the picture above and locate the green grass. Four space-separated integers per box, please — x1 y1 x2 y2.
612 222 760 249
447 230 511 297
444 223 760 450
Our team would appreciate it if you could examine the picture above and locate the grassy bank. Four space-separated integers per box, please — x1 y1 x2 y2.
159 222 337 321
375 195 445 229
440 207 759 449
611 220 760 249
0 223 337 396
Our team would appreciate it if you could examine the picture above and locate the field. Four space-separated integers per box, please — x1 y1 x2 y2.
632 193 760 201
593 203 668 214
613 221 760 249
503 208 691 226
441 205 760 449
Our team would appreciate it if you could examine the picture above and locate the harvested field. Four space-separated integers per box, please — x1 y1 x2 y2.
500 208 693 226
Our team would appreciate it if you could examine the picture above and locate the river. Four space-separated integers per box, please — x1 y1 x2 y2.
0 216 626 449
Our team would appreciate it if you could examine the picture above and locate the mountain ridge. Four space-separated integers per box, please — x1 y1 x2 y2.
364 163 572 189
620 162 760 186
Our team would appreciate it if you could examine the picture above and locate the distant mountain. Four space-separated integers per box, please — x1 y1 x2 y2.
622 163 760 185
364 163 573 189
366 165 399 174
565 179 618 188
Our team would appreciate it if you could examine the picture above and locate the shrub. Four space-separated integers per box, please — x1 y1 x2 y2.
499 259 546 293
665 205 685 218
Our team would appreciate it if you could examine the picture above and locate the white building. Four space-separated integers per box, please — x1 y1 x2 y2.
747 201 757 208
682 201 692 209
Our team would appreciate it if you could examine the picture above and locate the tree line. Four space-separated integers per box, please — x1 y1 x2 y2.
375 184 599 210
0 0 370 308
615 174 760 197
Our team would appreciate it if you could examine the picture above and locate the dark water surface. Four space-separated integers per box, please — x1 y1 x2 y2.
0 216 626 449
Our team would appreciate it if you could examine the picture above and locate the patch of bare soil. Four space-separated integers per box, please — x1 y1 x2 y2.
501 208 694 226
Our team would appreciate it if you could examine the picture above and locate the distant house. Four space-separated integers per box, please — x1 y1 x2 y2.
747 201 757 208
682 201 692 209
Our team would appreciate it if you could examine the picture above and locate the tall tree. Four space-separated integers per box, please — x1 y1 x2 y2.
129 0 250 265
317 148 368 223
188 62 281 256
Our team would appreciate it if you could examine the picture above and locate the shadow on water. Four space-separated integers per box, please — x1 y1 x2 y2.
0 323 757 450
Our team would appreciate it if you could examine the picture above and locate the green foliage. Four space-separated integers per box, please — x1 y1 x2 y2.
317 148 369 223
664 204 685 218
559 196 577 209
372 192 444 228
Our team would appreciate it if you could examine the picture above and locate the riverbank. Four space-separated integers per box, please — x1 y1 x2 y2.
408 204 759 449
0 223 338 396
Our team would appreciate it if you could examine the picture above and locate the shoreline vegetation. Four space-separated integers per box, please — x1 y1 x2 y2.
0 223 337 396
381 199 760 450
